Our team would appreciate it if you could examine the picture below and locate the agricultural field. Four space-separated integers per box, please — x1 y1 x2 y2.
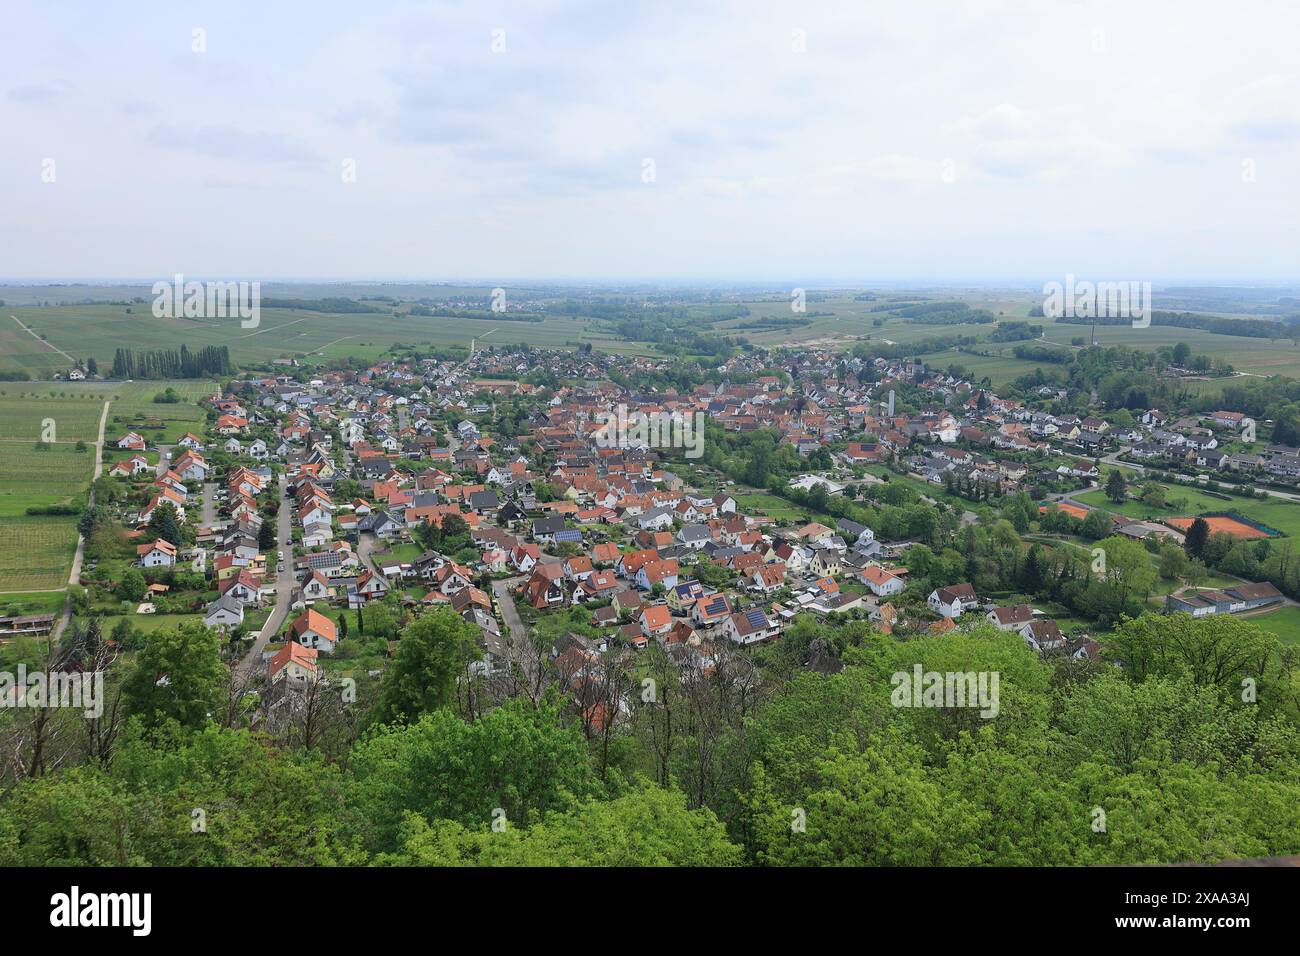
0 590 69 617
0 380 209 592
0 388 106 592
0 442 96 517
0 516 81 591
1 302 650 374
0 394 104 442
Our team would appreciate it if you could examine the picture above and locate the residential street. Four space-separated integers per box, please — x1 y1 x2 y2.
236 472 294 677
492 574 541 689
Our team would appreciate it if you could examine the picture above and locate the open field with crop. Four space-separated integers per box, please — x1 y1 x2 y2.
0 380 208 592
10 286 1300 382
0 442 95 517
0 516 80 591
0 395 104 442
2 303 658 374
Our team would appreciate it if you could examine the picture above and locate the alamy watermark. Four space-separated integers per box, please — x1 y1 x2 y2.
593 404 706 458
890 664 1000 718
152 273 260 329
1042 274 1152 328
1 666 104 718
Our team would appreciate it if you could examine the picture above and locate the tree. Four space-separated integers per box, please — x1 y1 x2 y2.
1096 536 1158 609
369 609 480 726
258 519 277 552
0 723 359 866
393 786 741 866
147 502 182 548
1158 543 1188 581
121 621 227 730
117 567 146 603
1104 470 1127 504
1184 517 1210 559
349 698 600 854
1020 544 1044 593
1080 509 1111 542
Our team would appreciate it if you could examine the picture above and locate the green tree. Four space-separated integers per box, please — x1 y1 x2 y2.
258 519 277 552
117 567 146 603
147 502 182 548
349 698 601 853
390 786 741 866
370 609 480 726
1184 517 1210 559
1104 470 1127 504
121 621 227 730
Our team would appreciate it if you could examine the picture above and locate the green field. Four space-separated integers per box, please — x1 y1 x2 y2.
0 590 70 617
0 442 96 517
734 492 825 523
0 380 209 592
2 303 657 375
1075 482 1300 538
1251 606 1300 646
0 516 81 591
0 396 104 442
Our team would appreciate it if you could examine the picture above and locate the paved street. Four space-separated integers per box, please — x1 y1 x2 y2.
236 472 294 677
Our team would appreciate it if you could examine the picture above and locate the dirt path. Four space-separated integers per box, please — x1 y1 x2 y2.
10 314 77 362
49 399 110 639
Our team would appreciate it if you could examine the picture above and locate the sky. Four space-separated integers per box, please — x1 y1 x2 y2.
4 0 1300 284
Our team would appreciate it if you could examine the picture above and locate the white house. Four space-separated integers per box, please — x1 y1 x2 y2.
204 594 244 631
724 608 780 645
860 565 905 597
928 583 977 618
136 539 178 568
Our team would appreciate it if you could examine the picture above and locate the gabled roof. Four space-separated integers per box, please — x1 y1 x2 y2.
291 608 337 642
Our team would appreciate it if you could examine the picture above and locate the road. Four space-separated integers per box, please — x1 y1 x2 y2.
1101 447 1144 473
1092 446 1300 507
154 444 174 478
236 472 294 677
200 481 217 528
491 574 541 689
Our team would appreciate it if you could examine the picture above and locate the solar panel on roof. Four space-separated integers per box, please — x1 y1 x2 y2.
745 609 767 628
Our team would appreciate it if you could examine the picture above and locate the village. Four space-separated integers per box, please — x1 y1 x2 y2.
55 340 1294 727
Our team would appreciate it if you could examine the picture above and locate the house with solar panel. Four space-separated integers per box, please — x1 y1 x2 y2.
724 607 780 645
667 579 706 611
692 593 732 627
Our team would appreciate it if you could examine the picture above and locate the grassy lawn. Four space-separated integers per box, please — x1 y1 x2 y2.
116 612 205 635
371 541 424 565
734 492 825 523
0 590 69 615
1076 482 1300 537
1248 605 1300 646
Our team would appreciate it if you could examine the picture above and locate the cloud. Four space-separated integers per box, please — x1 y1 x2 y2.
7 81 73 103
146 124 324 165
